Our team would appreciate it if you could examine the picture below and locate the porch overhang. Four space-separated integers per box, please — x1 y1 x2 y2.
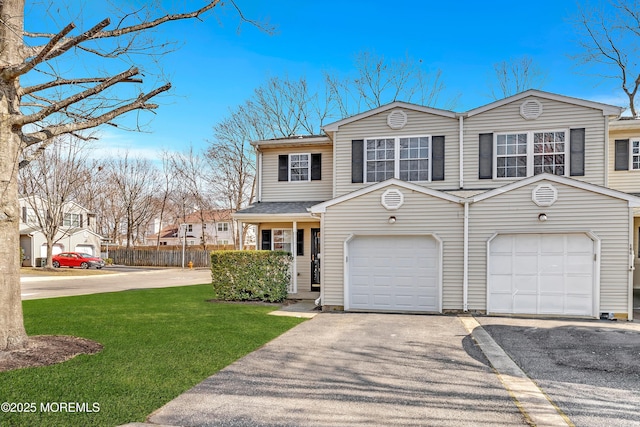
233 201 323 223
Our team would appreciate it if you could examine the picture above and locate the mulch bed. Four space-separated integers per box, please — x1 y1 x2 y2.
0 336 103 372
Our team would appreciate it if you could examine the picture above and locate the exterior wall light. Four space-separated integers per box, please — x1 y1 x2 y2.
388 216 397 224
538 213 548 222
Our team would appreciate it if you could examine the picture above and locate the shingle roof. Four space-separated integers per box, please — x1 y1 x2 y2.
235 201 323 215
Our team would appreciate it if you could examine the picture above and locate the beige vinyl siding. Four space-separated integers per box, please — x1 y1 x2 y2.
467 181 631 315
463 96 607 189
321 186 463 309
260 145 333 202
333 109 459 197
608 129 640 193
257 222 320 294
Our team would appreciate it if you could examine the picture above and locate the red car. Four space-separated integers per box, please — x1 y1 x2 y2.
51 252 105 269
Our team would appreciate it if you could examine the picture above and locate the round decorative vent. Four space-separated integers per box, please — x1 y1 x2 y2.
520 99 543 120
532 184 558 207
387 110 408 129
381 188 404 210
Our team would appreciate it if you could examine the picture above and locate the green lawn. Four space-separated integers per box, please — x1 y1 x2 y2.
0 285 306 427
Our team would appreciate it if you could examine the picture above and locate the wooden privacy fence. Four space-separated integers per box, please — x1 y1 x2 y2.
106 249 213 267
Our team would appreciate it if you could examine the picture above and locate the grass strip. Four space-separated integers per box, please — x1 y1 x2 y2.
0 284 306 426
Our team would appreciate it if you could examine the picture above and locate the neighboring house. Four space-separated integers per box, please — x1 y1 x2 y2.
145 210 236 247
235 89 640 320
19 196 102 266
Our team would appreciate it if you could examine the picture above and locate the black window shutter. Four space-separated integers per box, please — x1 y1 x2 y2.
479 133 494 179
80 214 84 227
311 153 321 181
261 230 272 250
22 207 27 222
352 140 364 183
569 128 585 176
615 139 630 171
296 229 304 256
278 155 289 181
431 136 445 181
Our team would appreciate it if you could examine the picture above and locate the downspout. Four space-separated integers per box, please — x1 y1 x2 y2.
459 115 464 189
463 200 469 312
628 207 634 321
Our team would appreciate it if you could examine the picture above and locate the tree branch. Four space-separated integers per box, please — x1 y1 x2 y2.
21 76 143 96
14 67 140 126
20 83 170 152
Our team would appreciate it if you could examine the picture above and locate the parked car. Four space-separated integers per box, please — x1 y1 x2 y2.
51 252 105 269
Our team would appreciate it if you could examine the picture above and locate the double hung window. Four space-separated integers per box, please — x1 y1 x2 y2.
633 140 640 170
365 136 430 183
495 130 567 178
289 154 310 181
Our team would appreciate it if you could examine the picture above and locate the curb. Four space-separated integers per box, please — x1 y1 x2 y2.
458 316 574 427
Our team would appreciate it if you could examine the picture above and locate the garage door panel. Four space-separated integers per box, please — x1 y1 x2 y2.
490 256 513 274
348 235 440 312
489 233 595 317
515 256 539 274
514 275 538 292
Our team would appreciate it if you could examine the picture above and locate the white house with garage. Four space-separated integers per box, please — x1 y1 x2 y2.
19 196 102 266
234 89 640 320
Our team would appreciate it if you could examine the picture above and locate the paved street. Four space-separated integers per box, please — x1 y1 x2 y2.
20 267 211 300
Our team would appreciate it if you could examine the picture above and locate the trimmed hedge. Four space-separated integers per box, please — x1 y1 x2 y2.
211 250 292 303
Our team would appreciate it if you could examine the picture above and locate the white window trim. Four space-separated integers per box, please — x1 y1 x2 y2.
363 135 432 183
288 153 311 182
272 228 293 252
493 129 569 179
217 222 229 232
630 139 640 171
63 212 81 227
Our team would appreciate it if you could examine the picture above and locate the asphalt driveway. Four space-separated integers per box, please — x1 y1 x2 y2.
148 314 527 427
476 316 640 427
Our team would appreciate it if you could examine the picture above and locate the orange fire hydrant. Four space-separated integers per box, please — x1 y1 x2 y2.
188 261 193 269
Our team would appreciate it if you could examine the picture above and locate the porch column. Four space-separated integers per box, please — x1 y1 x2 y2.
292 221 297 294
237 220 243 250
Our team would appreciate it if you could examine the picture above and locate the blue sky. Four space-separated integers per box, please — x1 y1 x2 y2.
26 1 626 160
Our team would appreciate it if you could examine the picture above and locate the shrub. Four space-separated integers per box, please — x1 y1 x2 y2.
211 250 292 303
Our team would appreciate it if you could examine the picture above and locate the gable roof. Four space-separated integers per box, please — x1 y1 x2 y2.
310 179 462 213
322 101 457 132
470 173 640 207
465 89 623 118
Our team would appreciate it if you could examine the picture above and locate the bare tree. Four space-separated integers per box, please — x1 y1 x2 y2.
105 153 159 248
0 0 263 350
489 56 547 99
19 136 90 268
574 0 640 116
207 110 257 247
325 51 450 117
168 146 219 249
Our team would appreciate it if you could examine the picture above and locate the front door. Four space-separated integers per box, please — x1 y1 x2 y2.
311 228 321 291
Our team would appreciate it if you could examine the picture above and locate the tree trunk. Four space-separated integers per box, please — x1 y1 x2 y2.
0 0 28 351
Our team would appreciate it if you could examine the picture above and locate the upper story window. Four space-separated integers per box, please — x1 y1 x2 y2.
614 138 640 171
290 154 310 181
217 222 229 232
353 135 443 184
278 153 321 182
494 130 567 179
480 128 584 180
63 213 81 227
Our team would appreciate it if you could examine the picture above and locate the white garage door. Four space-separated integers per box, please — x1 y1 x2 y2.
348 235 440 312
488 233 595 316
75 245 94 255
